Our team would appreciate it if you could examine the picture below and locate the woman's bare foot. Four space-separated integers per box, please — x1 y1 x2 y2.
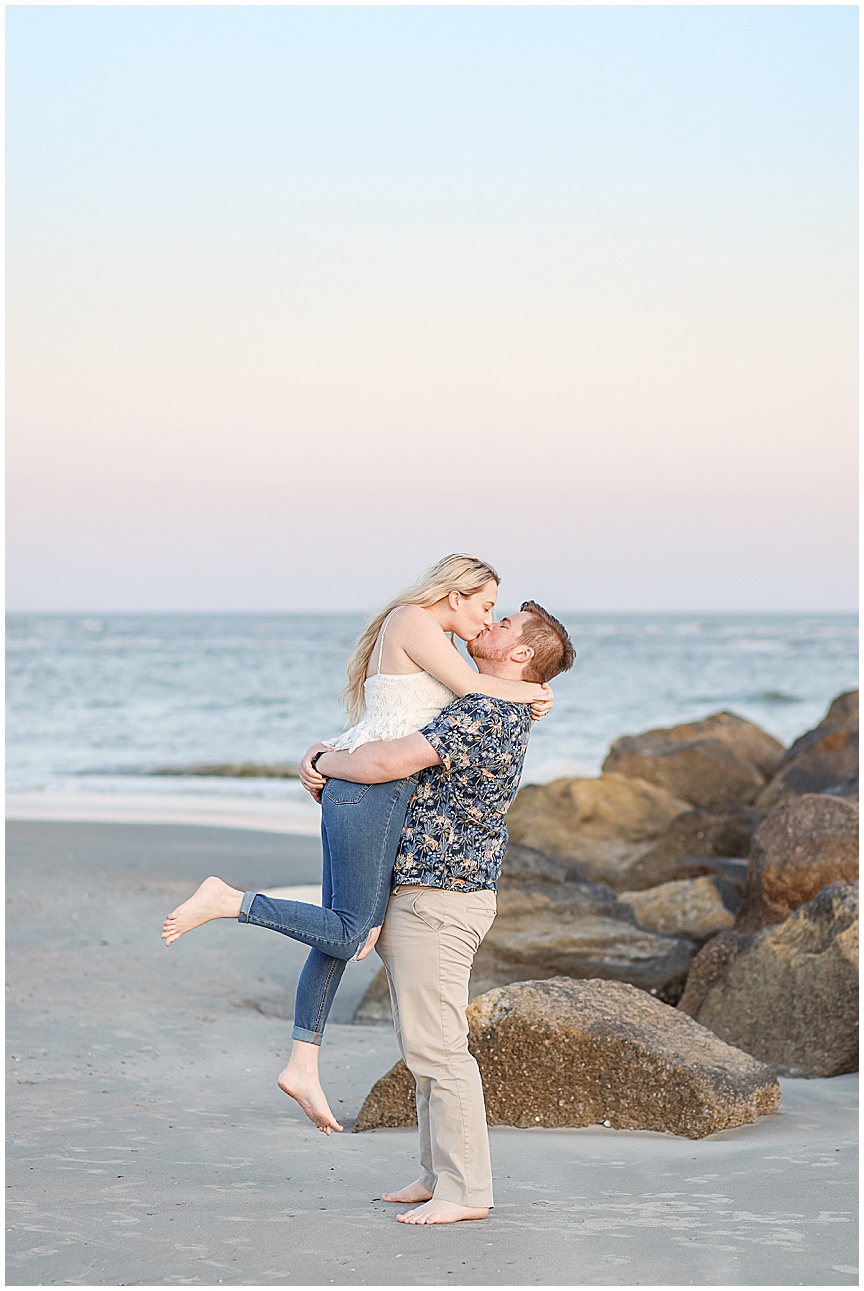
396 1200 489 1225
276 1040 343 1135
381 1180 434 1204
277 1063 343 1135
356 924 381 962
161 876 243 946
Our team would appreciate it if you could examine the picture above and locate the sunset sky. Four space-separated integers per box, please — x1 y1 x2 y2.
6 5 857 613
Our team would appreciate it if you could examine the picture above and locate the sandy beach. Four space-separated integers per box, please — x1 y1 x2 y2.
6 819 858 1287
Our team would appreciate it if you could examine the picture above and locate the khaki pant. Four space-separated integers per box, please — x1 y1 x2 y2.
376 884 497 1207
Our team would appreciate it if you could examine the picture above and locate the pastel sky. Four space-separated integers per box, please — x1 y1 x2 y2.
6 5 858 613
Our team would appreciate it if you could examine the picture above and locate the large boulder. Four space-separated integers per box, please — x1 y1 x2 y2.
678 882 859 1077
735 794 859 933
603 712 786 810
756 691 859 810
353 877 695 1022
355 1050 417 1126
616 805 763 892
505 773 690 887
619 876 740 945
355 977 780 1138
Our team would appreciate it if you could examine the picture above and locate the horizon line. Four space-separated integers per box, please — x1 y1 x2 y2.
5 606 859 618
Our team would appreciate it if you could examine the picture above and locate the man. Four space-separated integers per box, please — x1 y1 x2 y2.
308 601 574 1225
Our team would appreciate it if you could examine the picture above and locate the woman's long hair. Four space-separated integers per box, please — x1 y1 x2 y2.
341 554 500 724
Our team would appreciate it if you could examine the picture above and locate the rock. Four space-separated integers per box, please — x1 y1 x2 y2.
353 877 693 1023
506 773 690 887
355 977 780 1138
736 794 859 933
756 691 859 810
678 882 859 1077
496 875 630 918
824 690 860 727
470 891 697 1000
352 965 393 1025
619 877 740 945
676 931 745 1015
603 712 786 810
356 1055 417 1130
672 857 750 887
500 841 583 884
616 806 763 892
823 774 859 802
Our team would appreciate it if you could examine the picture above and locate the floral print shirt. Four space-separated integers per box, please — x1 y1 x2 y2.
392 694 531 893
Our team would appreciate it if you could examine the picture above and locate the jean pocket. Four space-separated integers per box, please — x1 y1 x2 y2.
323 778 370 805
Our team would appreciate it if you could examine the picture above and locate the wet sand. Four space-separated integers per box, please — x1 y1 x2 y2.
6 820 858 1287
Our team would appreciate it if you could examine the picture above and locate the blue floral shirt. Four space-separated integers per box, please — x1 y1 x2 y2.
392 694 531 893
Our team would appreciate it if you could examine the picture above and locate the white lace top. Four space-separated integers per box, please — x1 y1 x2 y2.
324 611 457 753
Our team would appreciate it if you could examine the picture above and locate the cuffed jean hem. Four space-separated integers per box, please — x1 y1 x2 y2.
291 1024 324 1046
238 891 257 922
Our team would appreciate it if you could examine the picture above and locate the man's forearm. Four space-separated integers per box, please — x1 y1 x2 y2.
317 746 391 784
317 732 440 784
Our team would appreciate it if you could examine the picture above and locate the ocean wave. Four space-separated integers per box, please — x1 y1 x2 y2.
149 762 300 779
732 639 791 652
746 690 802 705
76 762 300 779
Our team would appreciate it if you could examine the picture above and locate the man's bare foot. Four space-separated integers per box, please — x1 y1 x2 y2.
356 924 381 962
277 1064 343 1135
397 1199 489 1225
381 1180 434 1204
161 876 243 946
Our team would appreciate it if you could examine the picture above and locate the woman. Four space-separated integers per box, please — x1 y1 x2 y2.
161 555 551 1131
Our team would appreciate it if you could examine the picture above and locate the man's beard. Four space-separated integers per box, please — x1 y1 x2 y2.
467 632 510 664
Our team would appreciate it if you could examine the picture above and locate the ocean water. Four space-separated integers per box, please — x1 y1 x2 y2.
6 612 858 807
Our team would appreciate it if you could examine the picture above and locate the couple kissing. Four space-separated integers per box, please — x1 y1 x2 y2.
163 553 574 1224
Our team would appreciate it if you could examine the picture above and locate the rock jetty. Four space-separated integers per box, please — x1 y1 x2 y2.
353 690 859 1087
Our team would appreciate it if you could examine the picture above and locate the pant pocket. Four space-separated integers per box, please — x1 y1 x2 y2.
411 888 446 932
456 891 497 946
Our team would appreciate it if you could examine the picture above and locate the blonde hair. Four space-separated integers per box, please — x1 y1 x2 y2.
341 554 501 724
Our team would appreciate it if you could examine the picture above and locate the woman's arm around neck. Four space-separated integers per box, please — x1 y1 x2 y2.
390 605 547 704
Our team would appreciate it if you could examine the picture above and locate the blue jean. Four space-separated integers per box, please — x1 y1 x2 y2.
237 775 417 1044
